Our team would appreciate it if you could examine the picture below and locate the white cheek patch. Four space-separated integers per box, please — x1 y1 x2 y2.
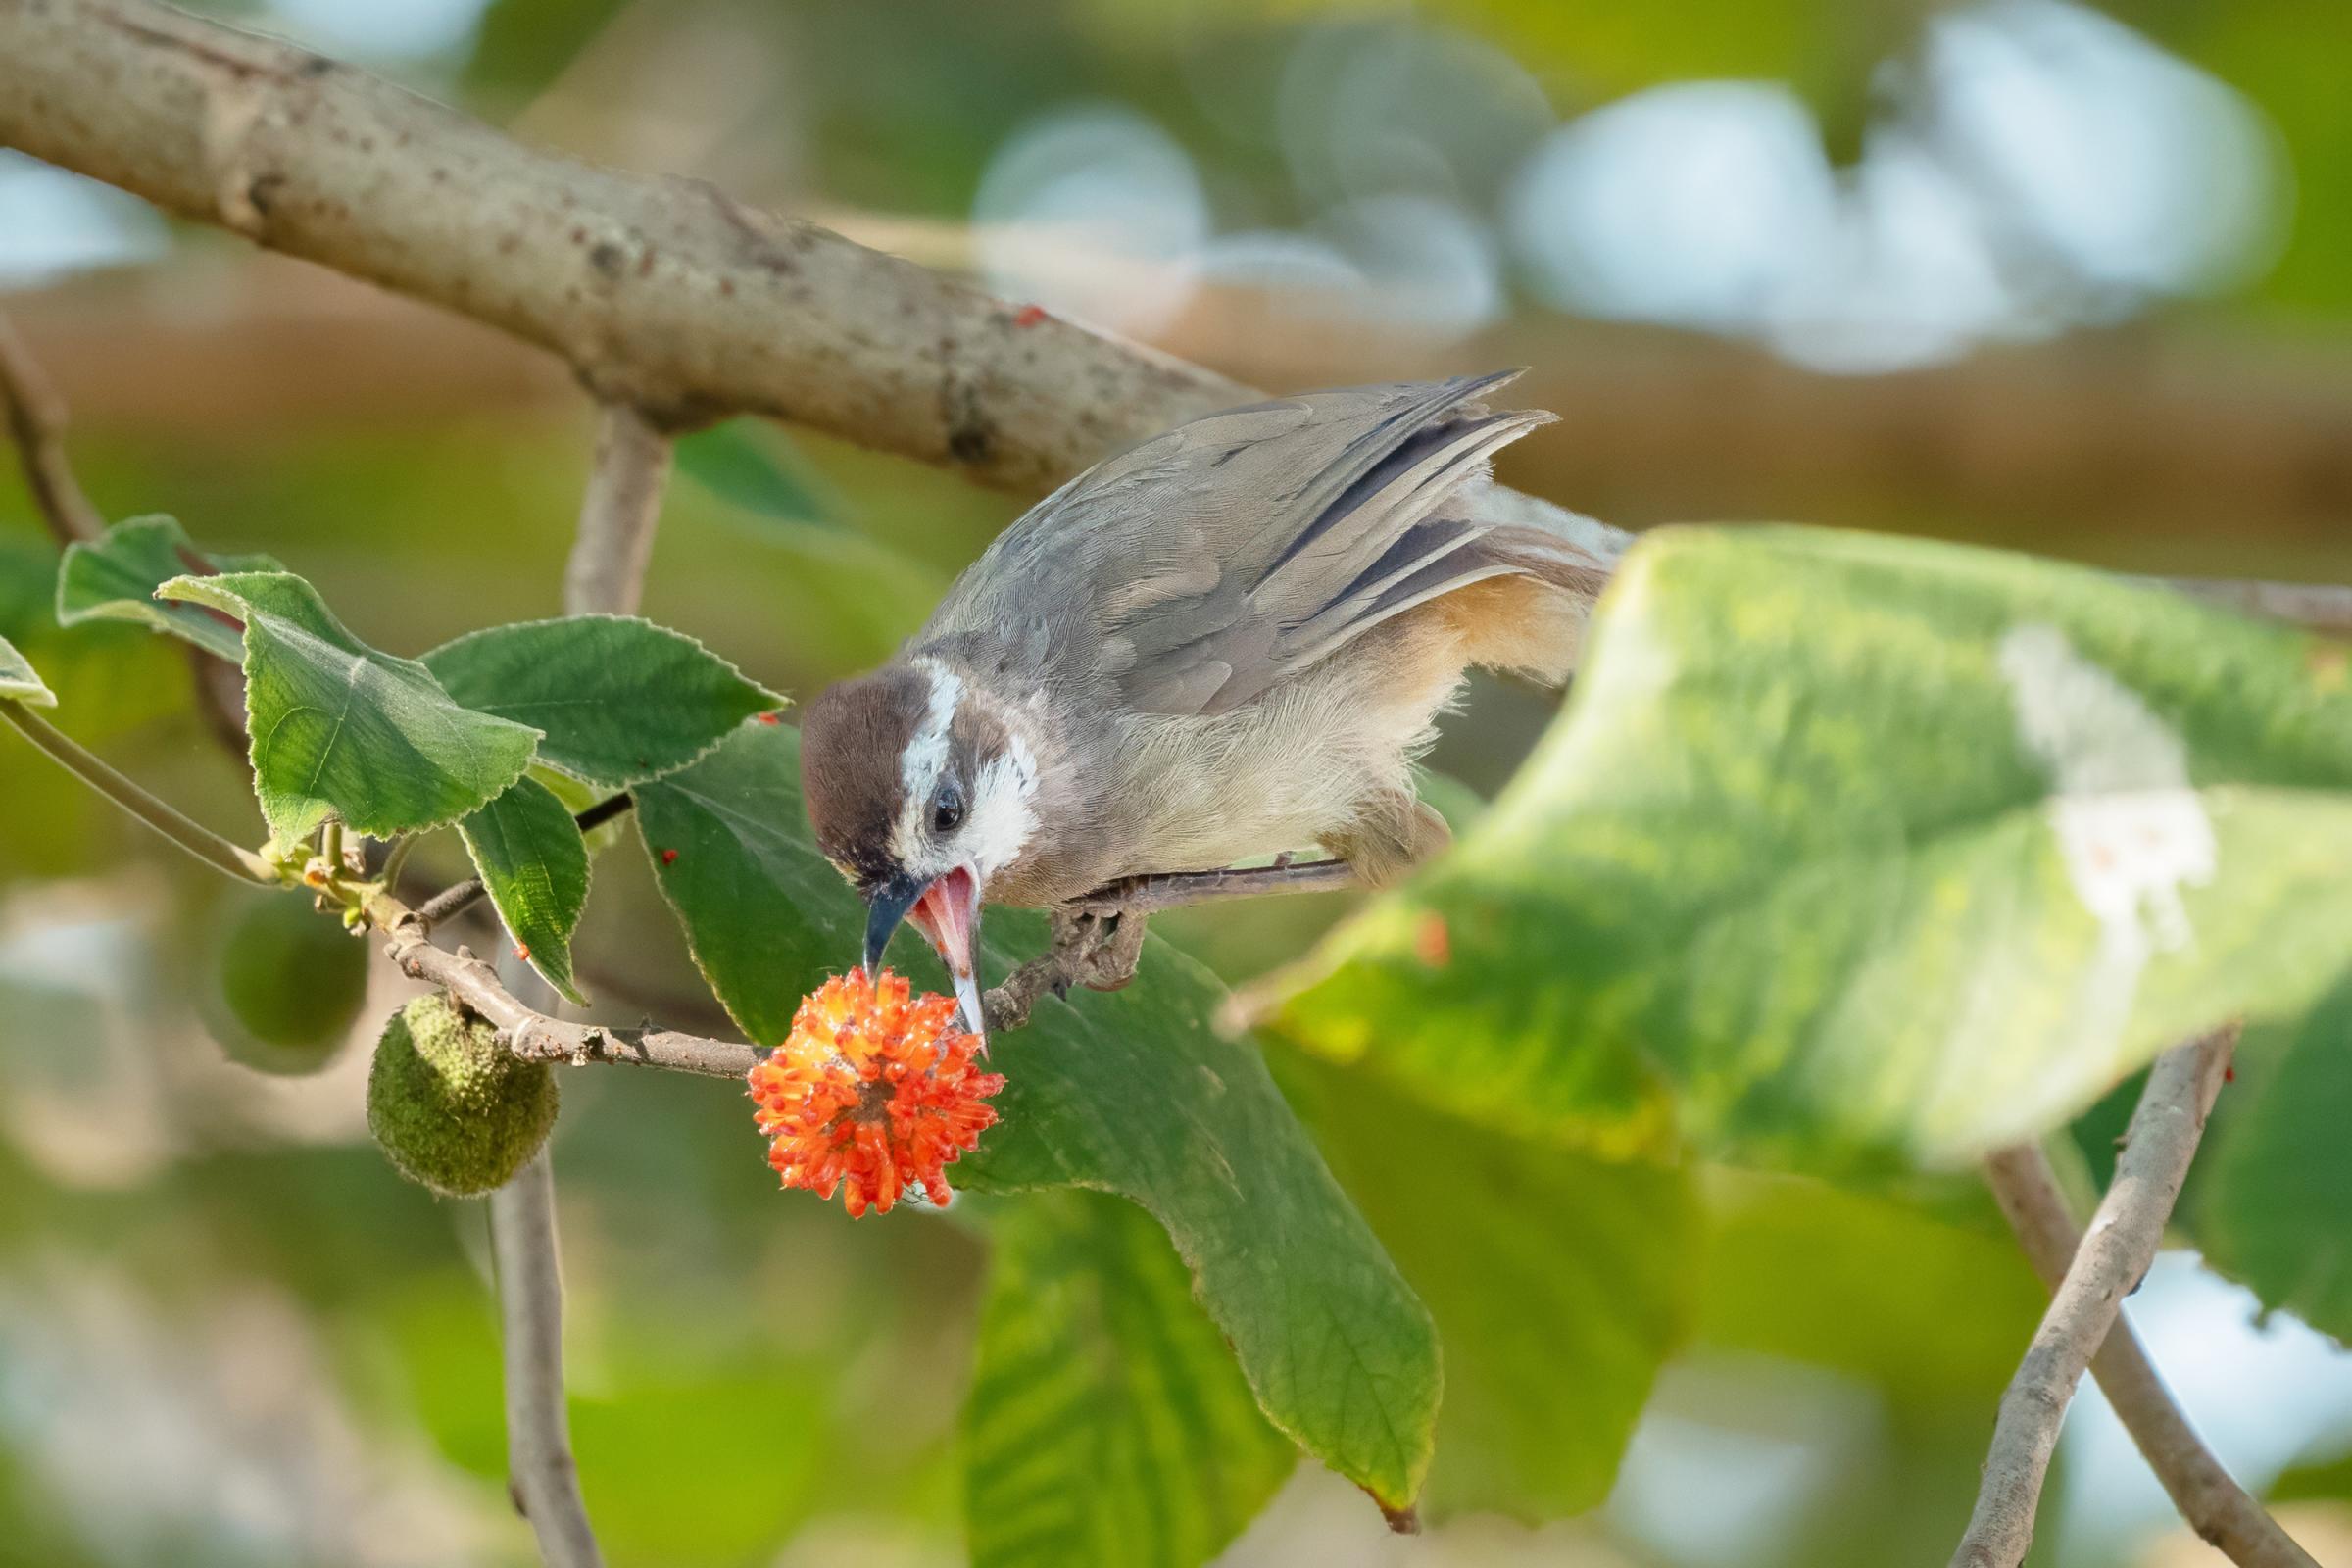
963 730 1040 880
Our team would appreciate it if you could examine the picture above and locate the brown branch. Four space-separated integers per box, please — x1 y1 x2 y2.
1952 1026 2239 1568
1984 1141 2317 1568
0 0 1240 490
8 2 2350 634
0 0 1623 575
368 888 758 1075
564 401 669 617
0 309 105 543
0 303 257 747
477 378 680 1568
487 1147 604 1568
2164 578 2352 638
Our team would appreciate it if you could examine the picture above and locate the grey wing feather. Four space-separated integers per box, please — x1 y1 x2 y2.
923 371 1555 715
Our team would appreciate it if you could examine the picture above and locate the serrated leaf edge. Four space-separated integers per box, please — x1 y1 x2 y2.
456 775 592 1005
421 613 789 788
160 571 544 840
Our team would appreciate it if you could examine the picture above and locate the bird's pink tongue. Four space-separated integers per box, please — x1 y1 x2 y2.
909 865 986 1045
910 866 976 976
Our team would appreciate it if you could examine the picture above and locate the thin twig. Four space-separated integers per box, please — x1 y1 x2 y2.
564 403 671 618
0 310 105 544
487 1148 604 1568
472 387 673 1568
1952 1026 2239 1568
1984 1141 2317 1568
0 307 253 746
0 698 273 880
1083 858 1360 916
364 885 760 1076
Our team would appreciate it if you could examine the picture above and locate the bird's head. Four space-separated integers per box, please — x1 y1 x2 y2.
799 657 1039 1043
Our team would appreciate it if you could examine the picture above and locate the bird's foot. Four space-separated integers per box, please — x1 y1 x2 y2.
979 902 1148 1034
1056 901 1147 994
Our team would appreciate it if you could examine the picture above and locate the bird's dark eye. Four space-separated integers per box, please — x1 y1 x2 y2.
931 784 964 835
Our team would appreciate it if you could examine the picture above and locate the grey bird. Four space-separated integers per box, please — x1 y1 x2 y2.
800 370 1609 1040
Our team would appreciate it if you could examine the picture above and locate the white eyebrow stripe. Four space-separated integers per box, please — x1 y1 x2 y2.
892 658 962 863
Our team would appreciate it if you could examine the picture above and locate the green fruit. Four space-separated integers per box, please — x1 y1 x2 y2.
205 890 369 1074
367 994 559 1198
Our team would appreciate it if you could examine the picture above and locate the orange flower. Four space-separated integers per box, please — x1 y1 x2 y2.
747 967 1004 1217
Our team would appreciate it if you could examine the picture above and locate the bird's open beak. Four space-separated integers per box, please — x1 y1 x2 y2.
863 864 987 1049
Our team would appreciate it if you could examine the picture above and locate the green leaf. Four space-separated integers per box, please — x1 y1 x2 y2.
1256 525 2352 1170
457 775 591 1004
158 571 540 842
1282 1054 1691 1520
1697 1169 2045 1407
673 419 841 529
421 615 782 786
964 1190 1295 1568
0 631 55 707
55 514 282 662
2191 975 2352 1340
635 721 1442 1511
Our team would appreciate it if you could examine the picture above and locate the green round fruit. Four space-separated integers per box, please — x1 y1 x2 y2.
367 994 559 1198
205 890 370 1074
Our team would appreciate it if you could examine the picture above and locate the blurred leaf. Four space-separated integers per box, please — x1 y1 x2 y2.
2128 2 2352 317
2191 973 2352 1340
421 614 781 787
0 543 181 733
571 1362 832 1563
203 887 370 1072
457 775 591 1004
634 721 1442 1513
674 420 841 530
963 1190 1295 1568
1421 0 1841 109
1282 1053 1692 1520
375 1271 509 1479
1 546 197 878
2271 1444 2352 1504
1259 526 2352 1169
159 571 540 842
462 0 631 102
1697 1169 2044 1406
55 515 281 662
0 629 53 706
0 1447 107 1568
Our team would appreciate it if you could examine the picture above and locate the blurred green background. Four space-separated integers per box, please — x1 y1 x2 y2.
6 1 2352 1564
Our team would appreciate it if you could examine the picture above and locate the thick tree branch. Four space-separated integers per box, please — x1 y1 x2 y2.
0 0 1623 571
487 1146 603 1568
1952 1026 2239 1568
0 0 1247 491
1984 1142 2317 1568
9 0 2347 639
0 308 105 543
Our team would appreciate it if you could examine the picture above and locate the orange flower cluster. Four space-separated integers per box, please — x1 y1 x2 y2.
748 967 1004 1217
